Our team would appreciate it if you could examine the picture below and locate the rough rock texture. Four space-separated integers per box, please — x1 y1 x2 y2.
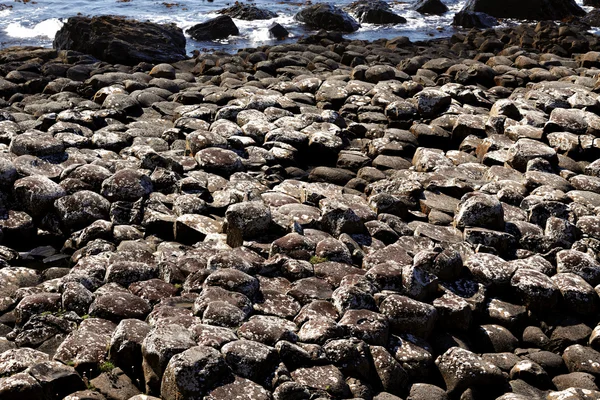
53 16 186 65
2 16 600 400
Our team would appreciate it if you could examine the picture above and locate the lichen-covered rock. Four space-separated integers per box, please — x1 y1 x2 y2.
379 294 437 338
161 346 231 400
436 347 505 393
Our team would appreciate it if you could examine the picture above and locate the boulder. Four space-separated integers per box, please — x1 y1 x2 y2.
218 4 277 20
269 23 290 39
187 16 240 41
413 0 449 15
453 10 498 28
53 16 186 65
296 4 360 32
459 0 585 20
346 0 407 24
436 347 506 393
161 346 230 400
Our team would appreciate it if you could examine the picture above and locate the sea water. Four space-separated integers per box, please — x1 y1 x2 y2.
0 0 592 55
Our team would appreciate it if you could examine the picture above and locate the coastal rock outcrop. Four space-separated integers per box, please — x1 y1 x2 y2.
459 0 585 20
295 4 360 32
346 0 407 24
53 16 187 65
187 16 240 41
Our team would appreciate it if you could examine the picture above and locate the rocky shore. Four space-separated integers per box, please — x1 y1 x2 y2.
2 15 600 400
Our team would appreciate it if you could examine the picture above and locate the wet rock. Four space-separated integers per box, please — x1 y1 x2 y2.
295 4 360 32
459 0 585 20
346 0 407 24
413 0 449 15
187 16 240 41
218 4 277 20
453 10 498 28
54 16 186 64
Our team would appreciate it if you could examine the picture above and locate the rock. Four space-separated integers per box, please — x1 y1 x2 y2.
407 383 449 400
379 294 438 338
161 346 230 400
54 318 117 370
109 319 151 382
89 291 151 322
142 324 196 394
89 367 141 400
454 192 505 231
55 191 111 231
269 23 289 39
436 347 505 393
346 0 407 24
101 169 153 202
295 4 360 32
556 250 600 286
563 345 600 376
0 372 44 400
290 364 351 398
221 340 278 384
413 0 449 15
218 4 277 20
415 89 451 117
453 10 498 28
459 0 585 20
506 139 558 172
511 268 559 311
224 201 272 246
53 16 186 64
552 372 599 391
187 16 240 41
0 348 49 376
206 375 272 400
14 176 66 218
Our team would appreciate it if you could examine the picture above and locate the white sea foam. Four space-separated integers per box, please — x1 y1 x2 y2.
6 18 63 39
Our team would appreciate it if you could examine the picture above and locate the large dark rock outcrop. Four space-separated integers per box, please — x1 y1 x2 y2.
217 4 277 20
453 10 498 28
295 4 360 32
345 0 407 24
413 0 449 15
53 16 187 65
460 0 585 20
187 16 240 41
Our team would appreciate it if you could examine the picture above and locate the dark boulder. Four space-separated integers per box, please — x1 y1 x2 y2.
296 4 360 32
53 16 186 65
582 9 600 27
346 0 407 24
218 4 277 20
453 10 498 28
413 0 449 15
187 16 240 41
459 0 585 20
269 23 290 39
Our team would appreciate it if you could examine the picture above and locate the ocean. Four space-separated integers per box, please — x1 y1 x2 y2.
0 0 592 55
